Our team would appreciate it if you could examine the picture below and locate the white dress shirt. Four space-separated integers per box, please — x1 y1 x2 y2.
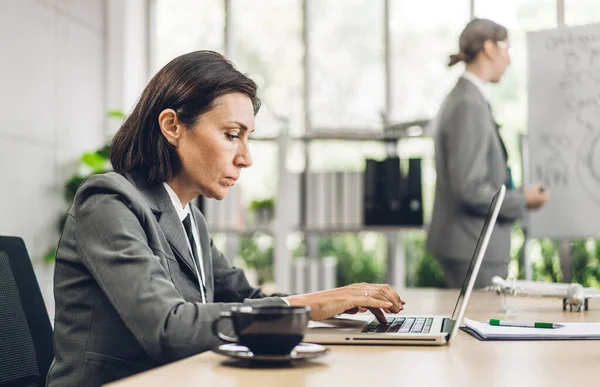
461 71 489 102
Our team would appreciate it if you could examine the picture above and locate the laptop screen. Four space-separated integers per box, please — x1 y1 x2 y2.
450 186 505 322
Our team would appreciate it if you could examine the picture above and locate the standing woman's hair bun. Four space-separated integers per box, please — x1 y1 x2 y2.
448 52 467 67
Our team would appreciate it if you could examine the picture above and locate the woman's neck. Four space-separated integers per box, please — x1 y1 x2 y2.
165 176 195 209
465 62 492 83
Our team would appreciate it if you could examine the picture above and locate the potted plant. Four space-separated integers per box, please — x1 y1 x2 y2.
248 198 275 229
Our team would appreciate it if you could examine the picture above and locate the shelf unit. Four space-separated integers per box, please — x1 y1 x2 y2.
209 118 431 293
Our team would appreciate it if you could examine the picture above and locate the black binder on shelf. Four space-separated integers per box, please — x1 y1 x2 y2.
403 158 424 226
364 159 383 225
363 157 423 227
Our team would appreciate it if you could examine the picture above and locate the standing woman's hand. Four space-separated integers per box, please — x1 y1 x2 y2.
285 283 405 324
524 182 550 209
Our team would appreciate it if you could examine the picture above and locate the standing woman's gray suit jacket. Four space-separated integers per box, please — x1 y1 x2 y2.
47 172 287 387
426 77 526 264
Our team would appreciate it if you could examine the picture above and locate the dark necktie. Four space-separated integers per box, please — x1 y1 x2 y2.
182 214 207 300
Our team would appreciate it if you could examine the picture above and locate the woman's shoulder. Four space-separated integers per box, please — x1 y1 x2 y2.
74 172 143 207
83 171 132 188
447 85 485 107
74 171 169 215
75 172 137 198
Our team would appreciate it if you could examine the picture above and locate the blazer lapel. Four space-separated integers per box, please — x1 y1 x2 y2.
158 207 199 279
126 173 199 281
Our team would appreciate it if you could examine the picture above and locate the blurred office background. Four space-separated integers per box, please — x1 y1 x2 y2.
1 0 599 318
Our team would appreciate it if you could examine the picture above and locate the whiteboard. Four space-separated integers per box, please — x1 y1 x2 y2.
526 23 600 239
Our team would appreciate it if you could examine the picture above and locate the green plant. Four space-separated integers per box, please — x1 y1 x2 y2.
414 253 446 287
249 198 275 212
402 230 446 287
511 234 600 287
532 239 562 282
239 234 274 285
317 234 386 286
44 111 124 263
572 240 600 287
509 224 526 279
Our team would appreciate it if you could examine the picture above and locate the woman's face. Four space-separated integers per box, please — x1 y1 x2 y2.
490 38 511 83
174 92 255 200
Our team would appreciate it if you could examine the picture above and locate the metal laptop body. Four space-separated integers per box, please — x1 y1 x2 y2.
304 185 506 346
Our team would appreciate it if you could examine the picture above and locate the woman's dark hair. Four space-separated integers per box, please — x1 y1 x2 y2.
110 50 261 185
448 18 508 67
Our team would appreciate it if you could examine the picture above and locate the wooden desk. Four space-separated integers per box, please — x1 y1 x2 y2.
107 289 600 387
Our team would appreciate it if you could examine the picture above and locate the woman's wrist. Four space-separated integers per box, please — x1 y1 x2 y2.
284 294 308 307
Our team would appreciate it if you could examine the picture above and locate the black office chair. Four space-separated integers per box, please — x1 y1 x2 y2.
0 236 53 387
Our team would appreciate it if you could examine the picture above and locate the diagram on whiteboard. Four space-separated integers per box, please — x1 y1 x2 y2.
528 23 600 238
535 133 569 188
566 94 600 131
577 129 600 204
567 49 600 204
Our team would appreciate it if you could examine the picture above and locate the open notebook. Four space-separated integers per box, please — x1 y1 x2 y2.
462 318 600 341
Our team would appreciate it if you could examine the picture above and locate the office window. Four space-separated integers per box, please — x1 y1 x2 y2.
238 142 279 203
566 0 600 26
308 141 387 173
309 0 385 130
389 0 470 123
231 0 303 137
151 0 225 73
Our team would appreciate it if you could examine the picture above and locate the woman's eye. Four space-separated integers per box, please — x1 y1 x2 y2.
225 133 240 141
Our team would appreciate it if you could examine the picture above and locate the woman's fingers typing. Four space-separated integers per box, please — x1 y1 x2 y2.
286 282 405 321
367 307 387 324
377 284 405 312
355 283 404 313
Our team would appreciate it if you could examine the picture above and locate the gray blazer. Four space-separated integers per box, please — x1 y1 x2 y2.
47 172 286 387
426 77 526 264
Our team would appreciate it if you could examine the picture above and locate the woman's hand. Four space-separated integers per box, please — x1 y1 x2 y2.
524 183 550 209
285 283 405 324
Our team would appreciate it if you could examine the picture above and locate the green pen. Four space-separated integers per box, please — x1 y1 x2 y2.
489 319 564 329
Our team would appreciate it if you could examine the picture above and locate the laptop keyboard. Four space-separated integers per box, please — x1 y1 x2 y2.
362 317 434 334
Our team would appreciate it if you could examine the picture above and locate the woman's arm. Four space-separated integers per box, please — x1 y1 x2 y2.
445 98 526 221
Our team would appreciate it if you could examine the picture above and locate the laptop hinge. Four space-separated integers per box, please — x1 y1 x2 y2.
441 318 455 336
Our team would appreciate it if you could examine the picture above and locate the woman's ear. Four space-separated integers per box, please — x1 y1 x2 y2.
158 109 181 146
482 39 496 59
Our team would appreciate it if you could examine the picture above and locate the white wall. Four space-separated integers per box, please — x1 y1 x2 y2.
0 0 107 318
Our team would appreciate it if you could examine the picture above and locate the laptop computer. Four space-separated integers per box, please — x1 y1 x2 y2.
304 185 506 346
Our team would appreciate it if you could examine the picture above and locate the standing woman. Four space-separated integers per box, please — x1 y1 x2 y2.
47 51 404 387
426 19 549 288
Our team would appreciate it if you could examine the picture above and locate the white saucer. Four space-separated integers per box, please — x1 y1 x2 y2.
213 342 329 363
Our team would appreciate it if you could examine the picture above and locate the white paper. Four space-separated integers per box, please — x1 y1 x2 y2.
464 318 600 339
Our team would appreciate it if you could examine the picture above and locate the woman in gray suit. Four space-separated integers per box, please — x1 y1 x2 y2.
426 19 549 289
47 51 404 387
